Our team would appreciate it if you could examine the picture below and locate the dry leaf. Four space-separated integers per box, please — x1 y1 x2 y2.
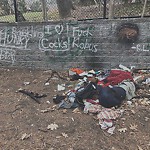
21 133 31 140
145 117 149 121
72 108 81 114
129 124 138 131
118 128 127 133
140 100 150 106
62 109 67 114
62 132 68 138
41 109 50 113
71 117 74 121
137 145 143 150
56 136 61 139
47 123 58 130
130 109 136 114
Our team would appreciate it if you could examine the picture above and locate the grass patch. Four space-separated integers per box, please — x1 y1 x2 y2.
0 11 59 23
0 14 15 23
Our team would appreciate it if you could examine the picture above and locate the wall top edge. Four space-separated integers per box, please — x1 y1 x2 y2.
0 18 150 26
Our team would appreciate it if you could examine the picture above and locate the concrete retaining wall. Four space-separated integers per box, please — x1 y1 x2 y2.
0 18 149 70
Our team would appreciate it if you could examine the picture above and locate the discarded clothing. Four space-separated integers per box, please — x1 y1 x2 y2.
53 95 66 104
75 82 126 108
75 82 98 106
57 91 78 109
83 101 123 134
117 81 136 100
58 100 78 109
97 85 126 108
98 70 133 86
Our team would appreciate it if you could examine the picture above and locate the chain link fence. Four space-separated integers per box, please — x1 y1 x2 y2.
0 0 150 23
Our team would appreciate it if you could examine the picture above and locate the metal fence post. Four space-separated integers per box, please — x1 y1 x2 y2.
13 0 18 22
103 0 107 19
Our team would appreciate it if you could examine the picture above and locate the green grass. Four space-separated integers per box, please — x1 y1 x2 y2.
0 14 15 23
0 11 59 23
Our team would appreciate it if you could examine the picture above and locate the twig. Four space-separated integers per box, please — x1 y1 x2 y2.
45 70 68 83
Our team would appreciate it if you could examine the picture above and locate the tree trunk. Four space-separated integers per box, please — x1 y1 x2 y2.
141 0 147 18
41 0 47 21
56 0 72 19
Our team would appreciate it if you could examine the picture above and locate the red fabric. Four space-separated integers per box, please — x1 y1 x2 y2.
98 70 133 86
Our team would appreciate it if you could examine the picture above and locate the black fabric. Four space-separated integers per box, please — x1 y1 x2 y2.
53 95 66 104
70 74 83 81
75 82 98 106
75 82 126 108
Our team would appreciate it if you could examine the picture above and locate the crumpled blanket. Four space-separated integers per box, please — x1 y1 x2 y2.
84 101 124 134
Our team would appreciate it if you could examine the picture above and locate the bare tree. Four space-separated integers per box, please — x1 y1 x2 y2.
108 0 114 19
141 0 148 18
41 0 48 21
56 0 73 19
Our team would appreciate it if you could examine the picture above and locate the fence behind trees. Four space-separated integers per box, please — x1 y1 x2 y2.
0 0 150 23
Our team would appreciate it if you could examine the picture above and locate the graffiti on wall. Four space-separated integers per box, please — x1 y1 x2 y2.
131 43 150 52
39 24 97 53
0 48 16 63
0 24 98 64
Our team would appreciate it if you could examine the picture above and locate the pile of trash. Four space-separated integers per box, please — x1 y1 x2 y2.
52 65 150 134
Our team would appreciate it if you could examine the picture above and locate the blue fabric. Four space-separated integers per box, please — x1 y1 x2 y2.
58 100 79 109
97 85 126 108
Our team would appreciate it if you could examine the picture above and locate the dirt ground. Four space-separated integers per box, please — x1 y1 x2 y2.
0 67 150 150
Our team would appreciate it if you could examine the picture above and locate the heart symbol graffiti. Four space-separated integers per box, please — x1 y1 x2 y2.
55 25 63 35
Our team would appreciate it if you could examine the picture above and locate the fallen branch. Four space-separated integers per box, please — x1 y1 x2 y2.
18 89 47 104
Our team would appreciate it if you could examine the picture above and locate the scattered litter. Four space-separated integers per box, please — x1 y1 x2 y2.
18 66 150 137
145 78 150 84
57 84 65 91
107 126 116 135
23 82 30 85
47 123 58 130
46 100 51 104
45 82 50 86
